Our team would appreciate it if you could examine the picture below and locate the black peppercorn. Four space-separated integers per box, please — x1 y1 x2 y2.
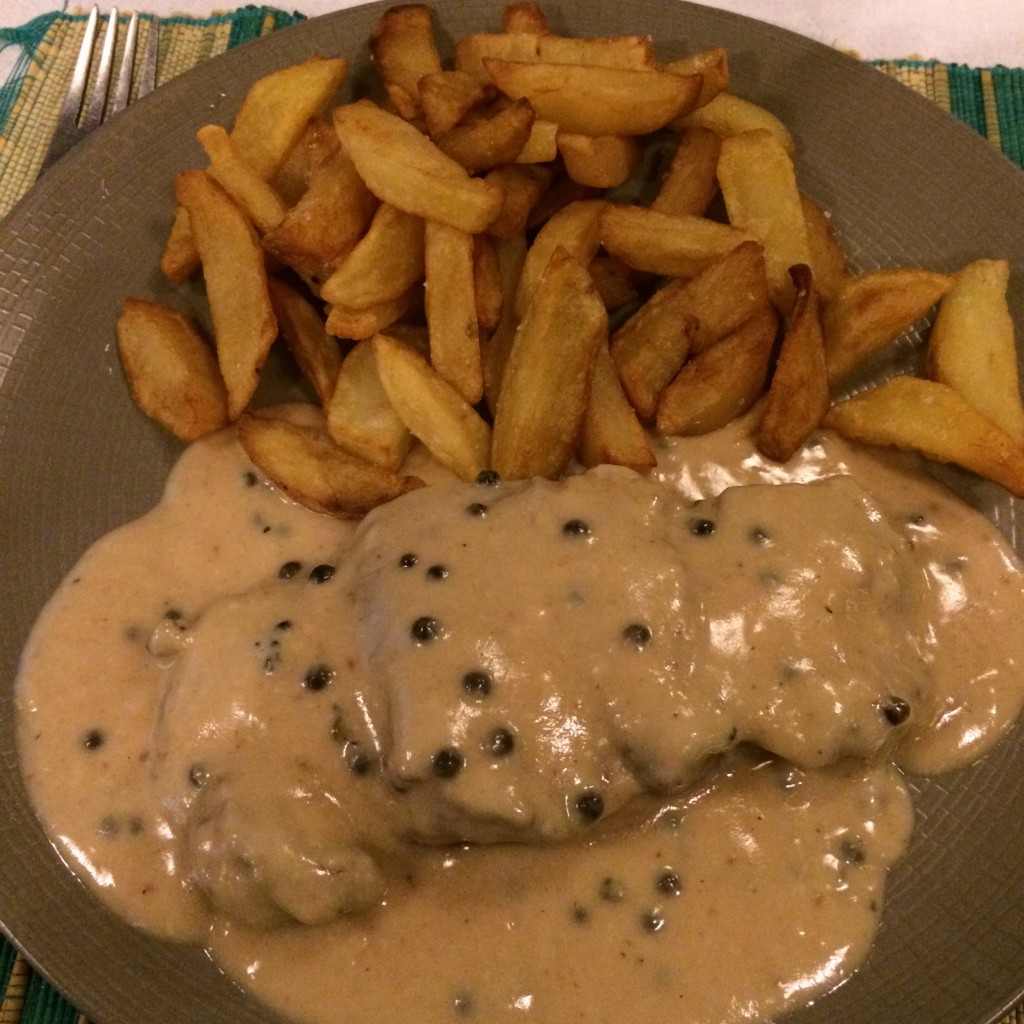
575 789 604 822
432 747 464 778
309 564 336 584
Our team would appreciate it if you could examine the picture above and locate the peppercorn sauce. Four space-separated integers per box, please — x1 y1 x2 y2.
15 417 1024 1024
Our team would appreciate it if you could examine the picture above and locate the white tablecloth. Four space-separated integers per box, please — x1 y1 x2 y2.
1 0 1022 67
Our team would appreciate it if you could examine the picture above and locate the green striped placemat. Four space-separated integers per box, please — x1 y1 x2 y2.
0 6 1023 1024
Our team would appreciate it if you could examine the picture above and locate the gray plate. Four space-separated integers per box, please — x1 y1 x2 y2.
2 1 1024 1022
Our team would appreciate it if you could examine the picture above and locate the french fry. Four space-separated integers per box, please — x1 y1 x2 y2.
717 128 811 312
455 32 656 79
651 125 721 218
261 146 378 285
492 247 608 479
674 90 795 155
369 4 443 121
473 234 505 336
823 268 954 385
437 97 536 173
333 100 504 233
238 411 424 517
824 376 1024 497
424 219 483 403
556 132 643 189
319 203 425 309
197 124 288 233
116 297 229 442
373 332 493 480
482 232 528 414
514 119 560 163
663 47 729 107
757 264 830 461
926 259 1024 444
483 58 702 136
801 193 848 302
325 290 413 341
655 304 778 436
600 203 757 279
483 163 553 238
173 170 277 420
267 277 342 406
160 206 200 285
455 33 546 80
579 344 657 472
503 1 549 34
326 338 413 470
587 254 643 312
419 70 497 139
514 198 605 317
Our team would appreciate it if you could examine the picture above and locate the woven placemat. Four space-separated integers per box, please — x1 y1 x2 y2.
0 6 1023 1024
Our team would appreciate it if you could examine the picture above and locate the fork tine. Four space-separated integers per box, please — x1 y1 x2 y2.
110 12 139 116
136 16 160 100
80 6 119 134
52 6 99 132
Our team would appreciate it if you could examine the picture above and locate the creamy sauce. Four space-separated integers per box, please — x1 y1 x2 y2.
15 420 1024 1024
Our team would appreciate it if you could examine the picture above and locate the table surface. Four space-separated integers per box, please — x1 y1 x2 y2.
1 0 1023 67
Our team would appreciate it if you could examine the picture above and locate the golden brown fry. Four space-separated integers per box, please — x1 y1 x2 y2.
238 410 423 516
482 232 528 415
757 264 830 461
926 259 1024 444
801 193 848 302
556 132 643 189
824 376 1024 497
173 169 277 421
514 198 605 318
160 206 200 284
197 124 288 233
333 100 504 233
663 48 729 107
655 304 778 436
419 70 497 139
373 332 493 480
823 268 954 385
267 277 342 406
473 234 505 336
424 219 483 404
483 163 553 238
483 58 702 136
717 129 811 312
326 338 412 470
587 254 643 312
369 4 443 121
514 119 560 163
674 91 795 155
503 2 549 34
651 125 721 218
455 32 656 79
116 297 229 442
579 344 657 473
325 290 413 341
492 247 608 479
319 203 425 309
262 145 378 285
437 98 536 173
600 203 756 279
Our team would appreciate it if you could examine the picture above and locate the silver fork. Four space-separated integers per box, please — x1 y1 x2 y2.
40 6 160 173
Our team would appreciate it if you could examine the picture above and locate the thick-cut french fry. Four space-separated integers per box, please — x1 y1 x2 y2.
455 32 545 79
717 129 811 312
160 206 200 284
663 48 729 107
325 290 413 341
655 304 778 436
238 411 423 516
514 198 605 318
116 297 229 442
369 4 443 121
473 234 504 336
483 58 701 136
757 265 830 461
556 132 642 189
674 90 795 155
327 338 412 470
514 119 560 163
579 344 657 472
651 125 721 218
424 219 483 403
823 268 954 385
824 376 1024 497
588 254 643 311
373 332 492 480
492 247 608 479
173 170 276 420
262 146 378 284
801 193 848 302
320 203 425 309
600 203 757 279
503 1 549 34
455 32 655 79
267 277 342 406
333 100 504 233
926 259 1024 444
482 232 528 414
437 98 536 173
419 70 496 139
484 163 553 238
197 124 288 233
